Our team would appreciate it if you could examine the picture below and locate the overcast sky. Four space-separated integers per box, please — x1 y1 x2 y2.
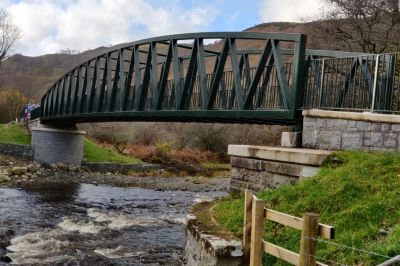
2 0 324 56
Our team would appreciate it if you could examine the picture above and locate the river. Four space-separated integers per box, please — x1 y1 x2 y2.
0 182 227 265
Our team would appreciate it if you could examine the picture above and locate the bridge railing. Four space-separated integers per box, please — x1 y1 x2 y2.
303 53 400 114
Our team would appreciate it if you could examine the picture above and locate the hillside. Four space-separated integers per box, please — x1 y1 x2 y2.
0 47 109 100
214 151 400 265
0 21 346 102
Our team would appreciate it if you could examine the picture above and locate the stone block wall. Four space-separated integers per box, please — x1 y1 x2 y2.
230 156 320 191
303 110 400 151
183 214 243 266
0 143 33 159
228 145 330 192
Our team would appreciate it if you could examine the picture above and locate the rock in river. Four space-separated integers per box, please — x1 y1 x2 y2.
11 167 27 176
0 174 11 183
27 164 37 173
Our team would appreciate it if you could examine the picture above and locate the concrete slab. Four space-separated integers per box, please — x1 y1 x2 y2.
227 145 331 166
303 109 400 124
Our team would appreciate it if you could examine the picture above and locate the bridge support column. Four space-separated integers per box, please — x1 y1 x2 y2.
31 124 86 166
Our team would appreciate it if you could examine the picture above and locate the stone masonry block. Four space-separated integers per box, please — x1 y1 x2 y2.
357 121 371 131
382 124 391 132
397 135 400 149
371 123 384 132
383 133 397 148
391 124 400 132
342 132 363 149
302 129 318 148
327 118 348 130
370 132 383 147
364 132 383 147
316 118 328 128
318 130 342 150
347 120 358 131
303 116 316 129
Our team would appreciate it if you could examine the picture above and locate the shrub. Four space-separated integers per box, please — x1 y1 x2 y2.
155 142 173 162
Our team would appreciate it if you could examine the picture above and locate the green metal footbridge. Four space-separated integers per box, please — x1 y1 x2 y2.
40 32 400 126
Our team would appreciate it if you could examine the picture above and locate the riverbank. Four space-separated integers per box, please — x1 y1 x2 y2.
0 154 229 192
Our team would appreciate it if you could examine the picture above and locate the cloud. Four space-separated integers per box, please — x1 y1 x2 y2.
4 0 218 56
259 0 324 23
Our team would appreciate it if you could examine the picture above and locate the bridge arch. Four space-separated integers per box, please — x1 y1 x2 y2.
40 32 309 125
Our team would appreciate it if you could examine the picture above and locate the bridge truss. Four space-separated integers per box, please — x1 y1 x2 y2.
40 32 309 125
41 32 391 126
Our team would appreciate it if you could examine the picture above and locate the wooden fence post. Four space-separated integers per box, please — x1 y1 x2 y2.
250 197 264 266
243 190 253 264
299 213 320 266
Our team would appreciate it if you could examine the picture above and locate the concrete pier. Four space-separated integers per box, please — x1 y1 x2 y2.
31 124 86 166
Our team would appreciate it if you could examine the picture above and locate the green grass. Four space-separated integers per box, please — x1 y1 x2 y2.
0 123 31 144
0 123 140 163
213 151 400 265
83 138 141 163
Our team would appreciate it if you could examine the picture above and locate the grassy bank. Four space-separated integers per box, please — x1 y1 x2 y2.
213 151 400 265
0 123 141 163
0 123 31 144
83 138 141 163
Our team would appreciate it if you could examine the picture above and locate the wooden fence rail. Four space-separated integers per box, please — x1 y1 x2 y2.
243 190 335 266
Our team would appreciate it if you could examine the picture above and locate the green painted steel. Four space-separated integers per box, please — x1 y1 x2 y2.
40 32 374 125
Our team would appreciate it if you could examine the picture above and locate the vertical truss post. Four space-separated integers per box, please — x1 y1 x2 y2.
196 38 208 109
65 73 73 114
229 38 244 109
157 41 173 110
102 53 112 111
318 59 325 108
108 50 121 111
88 57 99 113
98 55 109 112
79 63 89 113
138 45 153 110
371 54 381 112
150 42 158 109
72 66 81 114
134 45 141 110
208 40 229 109
180 39 198 110
271 40 290 110
290 34 307 128
123 45 135 111
383 54 395 112
171 39 182 110
117 49 126 111
256 53 274 108
54 81 60 116
59 78 66 116
244 40 272 109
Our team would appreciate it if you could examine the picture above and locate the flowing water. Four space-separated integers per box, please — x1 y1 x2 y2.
0 182 227 265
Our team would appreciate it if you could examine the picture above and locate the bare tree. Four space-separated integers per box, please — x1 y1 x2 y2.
314 0 400 53
0 8 21 66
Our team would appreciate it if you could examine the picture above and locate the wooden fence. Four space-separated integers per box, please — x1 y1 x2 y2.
243 190 335 266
